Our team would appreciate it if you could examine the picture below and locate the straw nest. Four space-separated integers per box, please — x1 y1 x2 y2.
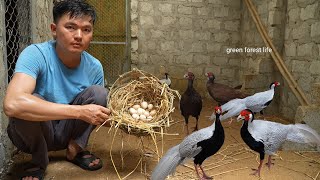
107 68 180 137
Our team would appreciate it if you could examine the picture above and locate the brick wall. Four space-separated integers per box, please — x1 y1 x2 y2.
131 0 242 98
240 0 286 116
282 0 320 119
131 0 320 121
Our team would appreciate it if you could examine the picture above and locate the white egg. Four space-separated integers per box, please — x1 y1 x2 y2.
129 108 137 115
140 115 146 120
137 108 145 115
150 110 156 116
144 110 150 117
132 113 139 120
141 101 148 109
147 116 153 120
147 104 153 110
132 104 140 110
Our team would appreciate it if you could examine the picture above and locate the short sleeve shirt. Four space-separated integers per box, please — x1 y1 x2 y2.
14 40 104 104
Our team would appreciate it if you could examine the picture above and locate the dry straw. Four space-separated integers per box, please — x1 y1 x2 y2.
104 68 180 179
107 68 180 137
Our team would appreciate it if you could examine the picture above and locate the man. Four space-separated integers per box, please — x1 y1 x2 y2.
3 1 110 179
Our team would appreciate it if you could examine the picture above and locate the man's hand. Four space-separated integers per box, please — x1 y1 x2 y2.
79 104 111 125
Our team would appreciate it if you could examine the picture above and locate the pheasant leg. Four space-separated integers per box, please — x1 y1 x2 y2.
199 165 213 179
194 164 202 180
194 118 199 132
228 117 234 124
185 123 189 135
251 160 263 177
260 110 265 119
265 155 274 170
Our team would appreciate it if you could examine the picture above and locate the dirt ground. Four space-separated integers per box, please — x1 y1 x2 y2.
2 99 320 180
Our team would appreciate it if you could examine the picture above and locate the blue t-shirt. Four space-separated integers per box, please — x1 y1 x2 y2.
14 40 104 104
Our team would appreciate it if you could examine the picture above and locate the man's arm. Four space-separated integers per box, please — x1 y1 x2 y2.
3 73 110 125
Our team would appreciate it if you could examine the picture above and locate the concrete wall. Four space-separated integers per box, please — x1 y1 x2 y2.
0 0 53 174
240 0 286 116
0 0 14 173
131 0 320 122
130 0 242 97
239 0 320 120
282 0 320 119
31 0 53 43
0 0 319 171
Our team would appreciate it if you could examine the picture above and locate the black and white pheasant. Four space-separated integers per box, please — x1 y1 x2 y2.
159 72 171 87
211 81 280 122
237 109 320 177
151 106 225 180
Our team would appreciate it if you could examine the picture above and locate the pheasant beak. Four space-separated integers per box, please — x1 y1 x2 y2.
237 115 244 122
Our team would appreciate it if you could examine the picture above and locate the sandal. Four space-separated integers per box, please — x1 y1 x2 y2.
20 167 45 180
67 150 103 171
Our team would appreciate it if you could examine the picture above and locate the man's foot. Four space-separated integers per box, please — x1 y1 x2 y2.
67 151 103 171
66 139 82 160
20 166 45 180
66 140 102 171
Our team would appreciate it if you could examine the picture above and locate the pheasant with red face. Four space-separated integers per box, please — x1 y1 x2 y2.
212 81 280 122
237 109 320 177
151 106 225 180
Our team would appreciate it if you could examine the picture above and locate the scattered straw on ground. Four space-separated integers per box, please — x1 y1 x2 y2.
159 115 320 180
96 68 180 179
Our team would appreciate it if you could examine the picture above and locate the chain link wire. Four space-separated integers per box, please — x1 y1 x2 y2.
4 0 127 86
5 0 31 82
86 0 127 87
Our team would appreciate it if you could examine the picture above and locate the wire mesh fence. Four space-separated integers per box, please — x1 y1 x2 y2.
3 0 128 86
86 0 128 87
4 0 31 82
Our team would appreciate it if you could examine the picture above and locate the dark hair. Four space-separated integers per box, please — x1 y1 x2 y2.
53 0 97 24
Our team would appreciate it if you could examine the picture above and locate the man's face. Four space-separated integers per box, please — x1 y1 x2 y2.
51 14 93 54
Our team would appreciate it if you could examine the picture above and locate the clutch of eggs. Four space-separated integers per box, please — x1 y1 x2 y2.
129 101 156 121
